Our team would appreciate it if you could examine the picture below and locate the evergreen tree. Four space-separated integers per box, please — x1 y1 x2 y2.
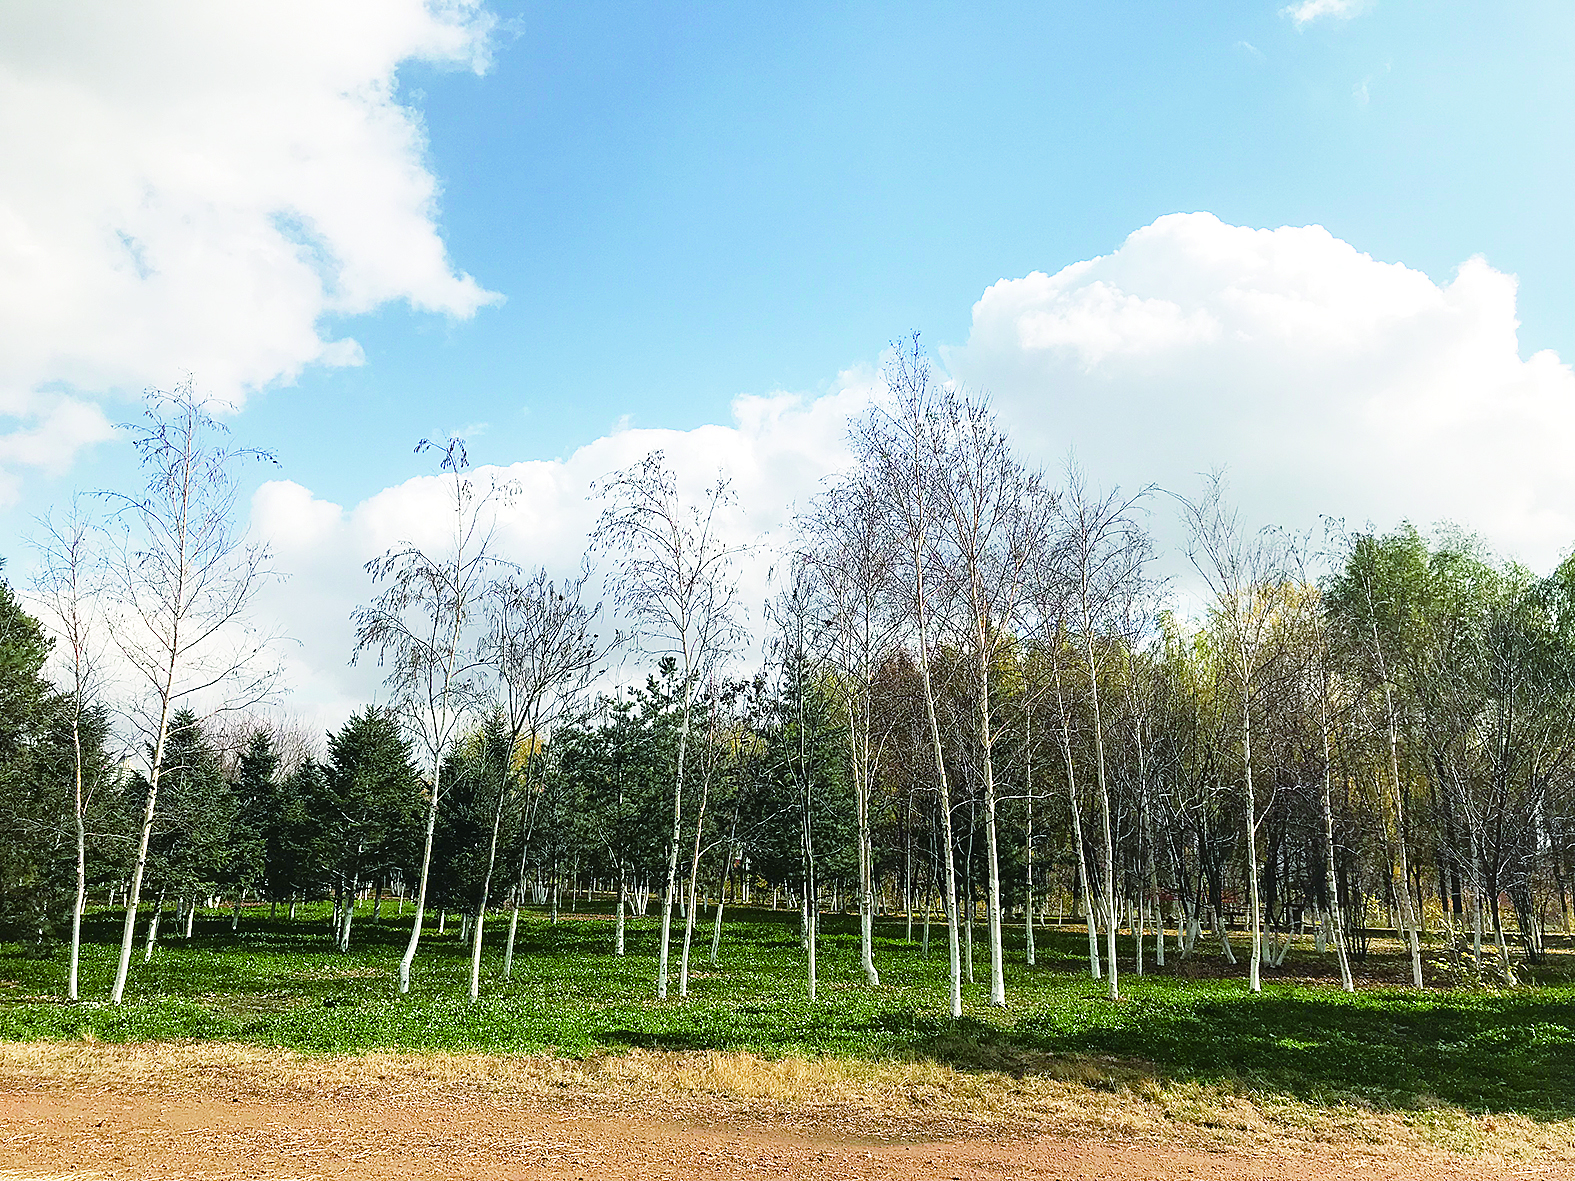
0 561 65 941
135 711 235 929
322 706 423 950
224 728 278 922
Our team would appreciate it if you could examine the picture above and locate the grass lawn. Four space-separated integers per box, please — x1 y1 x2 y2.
1 901 1571 1125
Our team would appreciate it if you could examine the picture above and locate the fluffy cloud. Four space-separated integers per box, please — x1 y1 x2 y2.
945 212 1575 571
0 0 499 501
248 376 874 725
1281 0 1369 28
252 212 1574 727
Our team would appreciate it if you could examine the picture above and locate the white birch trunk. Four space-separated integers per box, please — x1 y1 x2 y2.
656 682 693 1000
142 890 164 963
398 771 441 994
111 698 175 1005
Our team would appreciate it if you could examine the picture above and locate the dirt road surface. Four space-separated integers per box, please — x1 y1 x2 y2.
3 1043 1565 1181
2 1085 1533 1181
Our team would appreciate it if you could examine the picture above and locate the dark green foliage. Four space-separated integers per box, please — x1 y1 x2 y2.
0 564 123 942
0 563 57 938
132 710 235 904
554 686 671 889
316 707 424 938
263 759 327 905
226 729 277 902
431 712 518 913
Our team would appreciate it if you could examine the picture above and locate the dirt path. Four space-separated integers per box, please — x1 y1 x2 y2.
2 1043 1565 1181
1 1086 1530 1181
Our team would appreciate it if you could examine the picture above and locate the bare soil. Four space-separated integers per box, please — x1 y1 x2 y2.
0 1043 1565 1181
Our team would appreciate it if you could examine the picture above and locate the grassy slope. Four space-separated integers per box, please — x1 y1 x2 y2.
1 903 1571 1121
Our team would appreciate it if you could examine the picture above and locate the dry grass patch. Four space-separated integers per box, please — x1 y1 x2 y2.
1 1038 1570 1166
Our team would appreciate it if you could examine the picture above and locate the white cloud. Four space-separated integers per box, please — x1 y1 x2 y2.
0 0 500 500
1281 0 1369 28
249 375 875 728
945 212 1575 573
251 213 1575 728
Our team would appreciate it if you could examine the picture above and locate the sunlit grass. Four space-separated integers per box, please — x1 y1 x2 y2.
1 901 1571 1123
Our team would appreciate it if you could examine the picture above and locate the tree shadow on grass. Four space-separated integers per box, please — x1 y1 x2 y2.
593 1028 718 1051
863 992 1575 1119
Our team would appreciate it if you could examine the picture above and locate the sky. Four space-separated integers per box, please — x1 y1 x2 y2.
1 0 1572 726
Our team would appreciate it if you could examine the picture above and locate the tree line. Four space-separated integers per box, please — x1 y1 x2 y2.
4 349 1573 1006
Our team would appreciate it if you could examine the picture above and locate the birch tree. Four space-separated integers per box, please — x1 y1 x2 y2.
801 474 902 987
1286 539 1355 990
32 502 105 1002
101 382 278 1006
1177 474 1288 994
929 394 1053 1007
851 336 963 1017
479 565 602 998
1057 462 1153 1001
352 438 502 994
593 451 742 999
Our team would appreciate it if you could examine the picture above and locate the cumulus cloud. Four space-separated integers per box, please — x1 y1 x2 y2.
248 375 875 725
0 0 500 501
1282 0 1369 28
945 211 1575 572
251 213 1574 727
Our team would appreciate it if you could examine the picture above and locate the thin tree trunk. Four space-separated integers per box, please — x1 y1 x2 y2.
614 864 627 956
398 767 441 995
111 697 176 1005
978 612 1005 1007
504 802 534 979
469 763 512 1000
1024 701 1036 968
709 856 727 966
804 874 818 1000
917 622 962 1017
68 712 86 1002
142 889 165 963
1381 683 1424 988
1085 630 1119 1001
678 774 709 998
338 876 356 952
504 891 521 977
1054 657 1101 979
1243 690 1262 993
1321 713 1355 991
657 683 694 1000
849 696 879 986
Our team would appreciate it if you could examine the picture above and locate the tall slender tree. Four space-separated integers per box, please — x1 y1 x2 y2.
1057 462 1153 1000
101 381 278 1005
594 451 743 999
851 336 963 1017
476 565 602 998
1177 474 1289 994
32 501 105 1001
352 437 503 994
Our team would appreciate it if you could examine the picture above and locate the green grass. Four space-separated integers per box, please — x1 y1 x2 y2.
2 901 1571 1120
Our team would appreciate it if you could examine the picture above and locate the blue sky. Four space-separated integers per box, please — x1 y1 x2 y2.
225 0 1573 502
2 1 1572 720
